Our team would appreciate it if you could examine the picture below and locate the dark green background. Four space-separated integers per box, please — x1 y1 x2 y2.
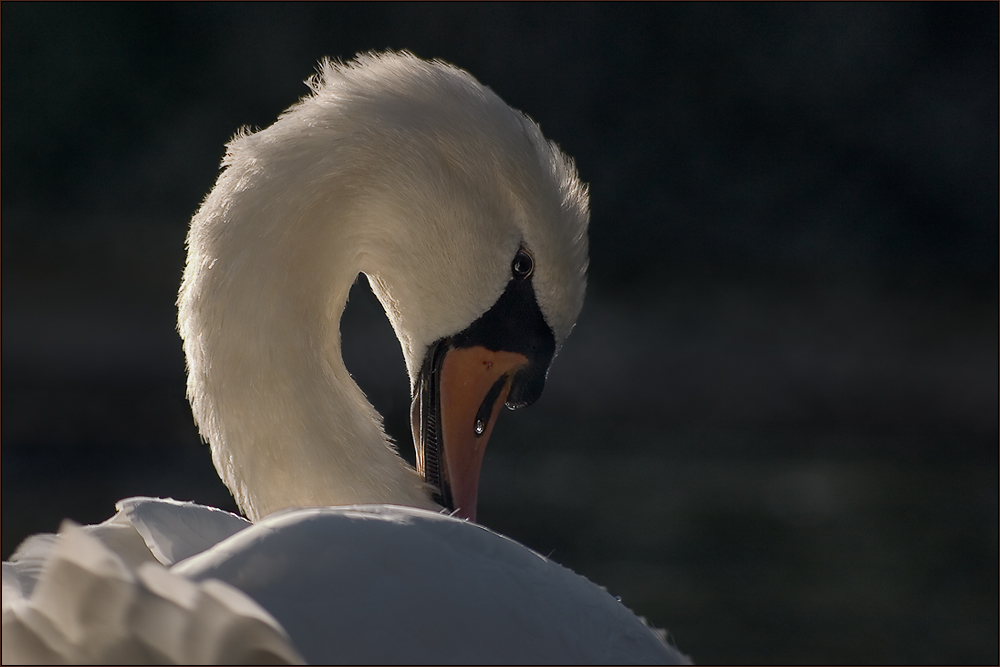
3 3 997 663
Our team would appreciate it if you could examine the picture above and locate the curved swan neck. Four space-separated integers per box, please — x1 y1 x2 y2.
179 155 436 521
178 53 590 522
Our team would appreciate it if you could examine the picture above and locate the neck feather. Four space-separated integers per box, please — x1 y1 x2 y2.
179 155 435 522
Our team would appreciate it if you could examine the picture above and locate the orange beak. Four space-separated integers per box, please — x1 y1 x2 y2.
413 345 527 522
438 346 528 522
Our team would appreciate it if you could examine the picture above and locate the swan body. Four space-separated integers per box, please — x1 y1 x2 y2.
5 498 687 664
3 52 689 664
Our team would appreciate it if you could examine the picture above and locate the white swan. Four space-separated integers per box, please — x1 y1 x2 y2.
3 52 688 664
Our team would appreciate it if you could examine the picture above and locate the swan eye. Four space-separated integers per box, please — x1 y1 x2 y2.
511 250 533 280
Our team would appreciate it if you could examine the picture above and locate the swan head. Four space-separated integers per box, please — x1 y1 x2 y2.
179 52 588 522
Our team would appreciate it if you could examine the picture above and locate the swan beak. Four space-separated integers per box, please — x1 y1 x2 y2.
413 345 528 522
440 346 528 522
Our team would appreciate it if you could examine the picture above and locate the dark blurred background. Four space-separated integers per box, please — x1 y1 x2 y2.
2 3 997 663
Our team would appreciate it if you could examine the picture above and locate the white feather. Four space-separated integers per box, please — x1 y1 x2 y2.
4 52 687 664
